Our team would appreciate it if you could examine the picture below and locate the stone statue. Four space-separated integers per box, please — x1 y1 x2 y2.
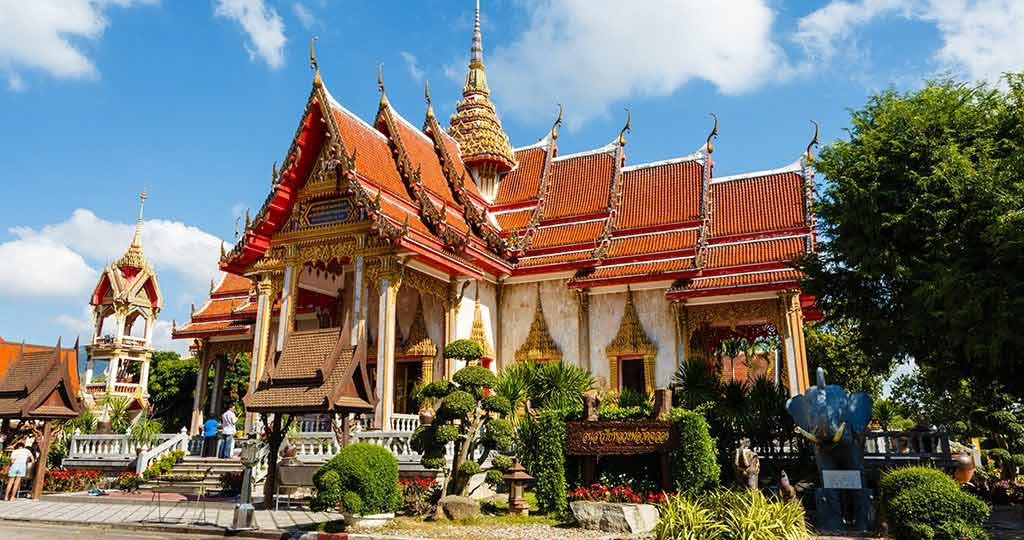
787 368 873 531
734 438 760 490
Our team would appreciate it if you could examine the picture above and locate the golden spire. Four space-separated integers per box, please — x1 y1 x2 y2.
470 282 495 358
117 191 148 269
449 0 516 172
513 284 563 363
309 36 321 87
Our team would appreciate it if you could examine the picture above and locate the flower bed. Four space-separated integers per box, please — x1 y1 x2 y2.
45 468 102 492
400 477 441 516
114 472 144 492
569 483 668 505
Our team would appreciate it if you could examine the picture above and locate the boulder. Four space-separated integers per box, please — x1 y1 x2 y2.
569 501 659 534
435 495 481 521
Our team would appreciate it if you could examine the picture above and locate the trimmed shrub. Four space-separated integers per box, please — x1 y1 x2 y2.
668 408 720 495
481 395 512 415
879 466 958 506
437 390 475 420
887 481 990 540
519 409 567 515
452 365 496 390
310 442 401 515
444 339 484 364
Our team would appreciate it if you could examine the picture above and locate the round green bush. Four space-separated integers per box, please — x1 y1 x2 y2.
418 380 453 399
435 424 460 444
310 442 401 514
444 339 484 362
422 456 446 470
481 395 512 415
485 469 505 488
669 408 720 495
459 461 481 475
438 390 476 419
453 365 497 389
491 453 514 470
879 466 958 505
888 482 990 540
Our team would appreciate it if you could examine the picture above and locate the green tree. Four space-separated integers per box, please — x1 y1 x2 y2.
804 321 888 398
803 75 1024 400
147 351 198 429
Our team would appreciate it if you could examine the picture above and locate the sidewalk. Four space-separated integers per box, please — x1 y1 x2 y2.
0 499 344 537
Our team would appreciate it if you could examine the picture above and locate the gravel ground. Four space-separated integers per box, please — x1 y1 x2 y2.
348 520 652 540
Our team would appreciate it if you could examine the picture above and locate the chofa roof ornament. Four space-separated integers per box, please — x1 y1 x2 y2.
617 108 631 147
805 120 820 161
705 113 719 155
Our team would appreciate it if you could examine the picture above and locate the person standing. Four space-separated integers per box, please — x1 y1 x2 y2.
203 417 220 458
219 408 237 459
4 443 34 501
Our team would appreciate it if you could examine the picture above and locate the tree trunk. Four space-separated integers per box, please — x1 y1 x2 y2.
261 415 286 505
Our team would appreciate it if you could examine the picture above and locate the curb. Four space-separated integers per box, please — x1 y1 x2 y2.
297 533 348 540
0 516 289 539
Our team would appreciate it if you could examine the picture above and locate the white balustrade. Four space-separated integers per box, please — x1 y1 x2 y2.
287 432 341 462
296 414 331 433
135 428 190 474
389 414 420 433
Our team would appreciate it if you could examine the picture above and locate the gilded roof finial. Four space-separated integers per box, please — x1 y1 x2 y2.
424 81 434 118
805 120 820 161
309 36 319 73
617 109 631 147
220 241 226 258
210 278 215 294
705 113 719 154
471 0 483 68
551 104 563 141
377 63 389 107
117 191 148 268
271 160 279 185
244 208 251 229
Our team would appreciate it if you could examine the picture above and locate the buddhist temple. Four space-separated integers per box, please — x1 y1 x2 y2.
174 2 819 433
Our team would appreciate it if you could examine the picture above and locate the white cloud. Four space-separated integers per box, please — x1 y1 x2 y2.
0 0 156 91
292 2 316 30
487 0 788 129
214 0 287 69
795 0 1024 86
400 51 424 84
10 208 223 291
0 238 97 297
794 0 910 64
926 0 1024 85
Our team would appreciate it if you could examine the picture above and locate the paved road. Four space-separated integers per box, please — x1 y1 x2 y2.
0 520 228 539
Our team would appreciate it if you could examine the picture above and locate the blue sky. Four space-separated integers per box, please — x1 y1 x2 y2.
1 0 1021 353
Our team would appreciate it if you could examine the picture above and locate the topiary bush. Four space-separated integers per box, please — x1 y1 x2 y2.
879 466 958 505
668 408 720 495
310 442 401 515
881 466 990 540
444 339 484 365
411 365 513 495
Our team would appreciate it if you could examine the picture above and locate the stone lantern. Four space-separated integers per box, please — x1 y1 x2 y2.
502 461 534 516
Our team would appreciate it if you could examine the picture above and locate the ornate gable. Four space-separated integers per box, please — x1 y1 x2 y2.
514 285 562 363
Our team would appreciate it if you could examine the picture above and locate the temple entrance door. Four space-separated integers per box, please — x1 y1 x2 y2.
393 361 423 415
620 357 646 394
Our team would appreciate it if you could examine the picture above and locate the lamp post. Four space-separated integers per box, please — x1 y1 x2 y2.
231 438 259 530
502 461 534 516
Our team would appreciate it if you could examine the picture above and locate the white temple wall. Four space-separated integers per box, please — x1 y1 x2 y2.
588 288 678 390
498 278 579 368
453 279 498 369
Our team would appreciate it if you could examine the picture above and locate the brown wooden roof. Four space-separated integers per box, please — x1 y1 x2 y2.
0 338 81 419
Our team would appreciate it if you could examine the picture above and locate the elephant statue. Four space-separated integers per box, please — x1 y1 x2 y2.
787 368 874 531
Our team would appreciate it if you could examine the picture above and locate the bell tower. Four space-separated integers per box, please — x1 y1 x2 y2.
83 192 163 425
448 0 516 201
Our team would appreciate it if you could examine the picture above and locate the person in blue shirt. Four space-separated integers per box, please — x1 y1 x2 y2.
203 417 220 457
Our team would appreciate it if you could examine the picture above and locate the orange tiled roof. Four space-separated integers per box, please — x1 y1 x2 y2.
530 220 605 250
672 269 804 294
494 208 532 231
495 146 547 207
605 228 699 259
330 107 409 204
618 159 702 229
543 152 615 220
516 250 593 268
704 236 807 269
575 257 696 282
709 172 806 237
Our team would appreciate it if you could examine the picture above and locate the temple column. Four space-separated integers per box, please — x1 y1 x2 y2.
84 359 94 385
210 354 227 416
576 289 591 370
244 273 276 433
190 343 212 435
139 353 151 397
778 292 809 396
277 264 297 351
351 257 365 348
106 356 120 394
374 276 400 429
495 279 504 371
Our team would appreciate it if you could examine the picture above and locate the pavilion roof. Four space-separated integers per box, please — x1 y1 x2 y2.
0 338 81 419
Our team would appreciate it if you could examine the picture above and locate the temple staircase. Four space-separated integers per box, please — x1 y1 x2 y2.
141 456 248 495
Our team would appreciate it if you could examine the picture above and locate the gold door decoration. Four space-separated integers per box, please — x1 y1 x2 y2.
605 288 657 395
514 284 563 363
398 297 438 384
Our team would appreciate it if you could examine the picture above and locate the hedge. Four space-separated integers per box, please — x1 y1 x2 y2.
879 466 958 505
310 442 401 515
519 409 568 516
668 408 720 495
